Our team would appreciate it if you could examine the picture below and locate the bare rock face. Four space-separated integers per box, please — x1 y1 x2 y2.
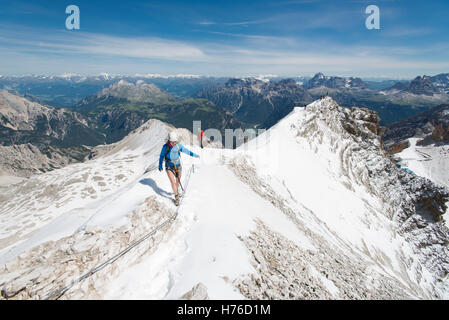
0 90 105 147
386 140 410 154
180 283 209 300
383 104 449 150
236 221 412 300
431 124 449 143
341 106 384 138
0 143 91 177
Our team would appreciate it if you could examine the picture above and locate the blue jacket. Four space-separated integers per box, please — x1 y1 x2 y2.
159 143 198 170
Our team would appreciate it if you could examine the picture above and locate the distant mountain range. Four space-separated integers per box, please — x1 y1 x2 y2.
302 73 449 125
302 72 449 96
0 74 226 108
194 72 449 126
74 80 241 143
0 84 242 174
386 74 449 95
1 72 449 153
196 78 312 127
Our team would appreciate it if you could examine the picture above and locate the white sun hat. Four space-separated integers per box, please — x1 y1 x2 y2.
168 131 178 142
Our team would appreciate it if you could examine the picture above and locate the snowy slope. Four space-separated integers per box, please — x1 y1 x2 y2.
395 139 449 226
1 98 448 300
396 138 449 189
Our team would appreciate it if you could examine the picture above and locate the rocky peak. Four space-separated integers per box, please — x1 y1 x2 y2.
96 80 174 104
430 73 449 94
305 73 368 90
407 75 439 96
301 97 383 147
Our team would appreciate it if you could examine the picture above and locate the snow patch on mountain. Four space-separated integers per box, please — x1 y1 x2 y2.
133 74 202 79
395 138 449 189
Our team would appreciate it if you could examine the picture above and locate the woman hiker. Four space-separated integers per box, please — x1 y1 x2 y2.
159 131 199 205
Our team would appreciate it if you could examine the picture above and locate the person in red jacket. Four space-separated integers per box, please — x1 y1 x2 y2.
198 129 204 149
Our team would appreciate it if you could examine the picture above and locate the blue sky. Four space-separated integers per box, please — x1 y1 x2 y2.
0 0 448 78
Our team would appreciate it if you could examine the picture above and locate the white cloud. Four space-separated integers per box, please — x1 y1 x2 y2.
75 34 205 60
0 30 205 61
0 25 448 78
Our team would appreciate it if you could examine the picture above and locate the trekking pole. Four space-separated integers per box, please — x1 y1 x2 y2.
177 156 186 192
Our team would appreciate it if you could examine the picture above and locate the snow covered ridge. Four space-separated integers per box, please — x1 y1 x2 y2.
227 97 449 298
1 97 449 300
295 99 449 279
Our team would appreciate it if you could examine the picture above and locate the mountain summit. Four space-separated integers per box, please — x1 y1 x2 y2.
407 76 440 96
386 75 444 96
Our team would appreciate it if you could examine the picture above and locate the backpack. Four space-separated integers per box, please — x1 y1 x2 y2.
164 142 180 162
